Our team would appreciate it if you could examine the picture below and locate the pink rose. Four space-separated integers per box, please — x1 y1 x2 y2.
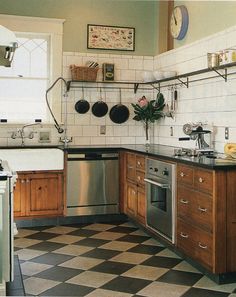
138 96 148 107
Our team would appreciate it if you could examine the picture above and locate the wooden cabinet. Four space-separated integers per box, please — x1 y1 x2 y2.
14 171 64 218
123 152 146 225
176 163 226 273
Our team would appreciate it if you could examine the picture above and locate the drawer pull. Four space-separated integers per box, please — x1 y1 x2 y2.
180 199 189 204
21 180 25 184
199 177 204 183
198 206 207 212
180 172 185 177
180 232 189 238
137 176 141 181
198 242 208 249
128 165 133 169
137 161 141 166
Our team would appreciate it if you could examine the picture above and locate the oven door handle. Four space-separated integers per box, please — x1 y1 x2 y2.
144 178 170 189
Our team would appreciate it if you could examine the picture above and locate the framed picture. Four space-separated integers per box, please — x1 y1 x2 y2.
87 24 135 51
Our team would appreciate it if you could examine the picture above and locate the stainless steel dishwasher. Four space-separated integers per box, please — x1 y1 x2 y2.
66 151 119 216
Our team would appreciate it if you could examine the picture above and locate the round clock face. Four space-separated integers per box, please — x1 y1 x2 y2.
170 5 189 40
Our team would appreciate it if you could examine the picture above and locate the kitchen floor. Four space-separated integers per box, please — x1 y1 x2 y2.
14 221 236 297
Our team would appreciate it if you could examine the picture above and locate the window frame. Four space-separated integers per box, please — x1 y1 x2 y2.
0 14 65 125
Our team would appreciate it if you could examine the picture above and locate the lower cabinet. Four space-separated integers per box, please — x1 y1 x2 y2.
14 171 64 218
126 181 146 225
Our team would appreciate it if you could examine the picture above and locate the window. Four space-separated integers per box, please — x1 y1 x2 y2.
0 34 50 122
0 14 64 124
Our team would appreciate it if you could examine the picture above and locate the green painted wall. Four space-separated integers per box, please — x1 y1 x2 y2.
174 1 236 48
0 0 157 56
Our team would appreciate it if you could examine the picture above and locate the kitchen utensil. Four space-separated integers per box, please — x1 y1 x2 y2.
207 53 219 68
109 88 129 124
92 87 108 117
75 87 90 114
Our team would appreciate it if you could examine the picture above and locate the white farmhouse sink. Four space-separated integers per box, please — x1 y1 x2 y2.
0 148 64 171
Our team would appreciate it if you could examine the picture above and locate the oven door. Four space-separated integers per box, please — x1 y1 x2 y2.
145 177 174 242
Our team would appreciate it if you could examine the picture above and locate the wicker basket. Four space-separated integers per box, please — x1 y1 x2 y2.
70 65 98 81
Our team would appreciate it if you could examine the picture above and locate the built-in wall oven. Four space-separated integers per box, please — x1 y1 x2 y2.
145 158 176 243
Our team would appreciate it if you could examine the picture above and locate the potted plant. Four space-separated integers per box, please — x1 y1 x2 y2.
131 93 165 146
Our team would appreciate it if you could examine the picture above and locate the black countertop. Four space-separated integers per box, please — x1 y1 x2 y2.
63 144 236 170
0 144 236 169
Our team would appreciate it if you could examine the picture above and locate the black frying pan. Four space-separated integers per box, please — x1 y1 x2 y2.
109 89 129 124
75 86 90 114
92 88 108 117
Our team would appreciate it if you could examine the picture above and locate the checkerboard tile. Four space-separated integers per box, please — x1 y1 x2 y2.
15 221 234 296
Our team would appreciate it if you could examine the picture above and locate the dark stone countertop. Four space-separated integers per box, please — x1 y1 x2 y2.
63 144 236 170
0 144 236 169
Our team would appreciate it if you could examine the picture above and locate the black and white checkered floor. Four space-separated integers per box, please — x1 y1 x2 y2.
14 221 236 297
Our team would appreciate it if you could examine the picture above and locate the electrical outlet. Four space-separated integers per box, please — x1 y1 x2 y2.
39 131 51 143
170 126 173 136
225 127 229 140
100 125 106 135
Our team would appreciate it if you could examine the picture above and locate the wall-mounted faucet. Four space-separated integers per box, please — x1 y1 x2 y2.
11 123 42 146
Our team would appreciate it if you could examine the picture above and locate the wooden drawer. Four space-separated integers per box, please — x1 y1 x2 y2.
126 153 136 181
136 155 145 171
177 186 213 232
177 218 213 270
136 170 145 186
177 164 194 186
194 168 213 194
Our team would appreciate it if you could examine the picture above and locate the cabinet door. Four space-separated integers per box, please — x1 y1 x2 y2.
14 174 27 218
126 153 136 182
136 187 146 225
27 172 63 216
126 182 136 217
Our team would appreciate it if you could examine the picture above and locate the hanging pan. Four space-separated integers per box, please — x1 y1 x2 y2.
109 88 129 124
75 86 90 114
92 87 108 117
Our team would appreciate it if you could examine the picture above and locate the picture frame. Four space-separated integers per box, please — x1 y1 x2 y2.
87 24 135 51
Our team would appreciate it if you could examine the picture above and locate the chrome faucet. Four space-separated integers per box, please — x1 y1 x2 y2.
11 123 42 146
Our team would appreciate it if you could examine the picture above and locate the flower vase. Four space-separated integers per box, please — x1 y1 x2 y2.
145 121 150 148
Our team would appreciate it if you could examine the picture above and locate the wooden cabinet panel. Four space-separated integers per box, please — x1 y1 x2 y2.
177 186 213 232
136 170 145 186
194 169 213 194
123 152 146 226
126 153 136 182
136 188 146 224
136 155 145 171
14 171 64 218
126 182 136 217
13 176 27 217
177 164 194 186
177 218 213 270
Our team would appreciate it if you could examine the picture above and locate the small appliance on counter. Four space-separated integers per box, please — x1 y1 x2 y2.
177 122 214 156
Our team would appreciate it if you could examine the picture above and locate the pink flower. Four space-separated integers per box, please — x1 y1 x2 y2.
138 96 148 107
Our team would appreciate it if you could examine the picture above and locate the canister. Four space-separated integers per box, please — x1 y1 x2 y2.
207 53 219 68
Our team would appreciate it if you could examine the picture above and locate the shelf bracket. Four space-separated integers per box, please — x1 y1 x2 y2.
213 68 227 82
134 83 139 93
177 77 189 88
150 83 160 92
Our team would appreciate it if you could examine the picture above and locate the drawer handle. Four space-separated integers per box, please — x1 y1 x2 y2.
137 161 141 166
137 176 141 181
180 172 185 177
180 199 189 204
21 180 25 184
198 242 208 249
128 165 133 169
180 232 189 238
199 177 204 183
198 206 207 212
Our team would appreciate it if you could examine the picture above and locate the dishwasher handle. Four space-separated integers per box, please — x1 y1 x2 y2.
67 153 118 160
